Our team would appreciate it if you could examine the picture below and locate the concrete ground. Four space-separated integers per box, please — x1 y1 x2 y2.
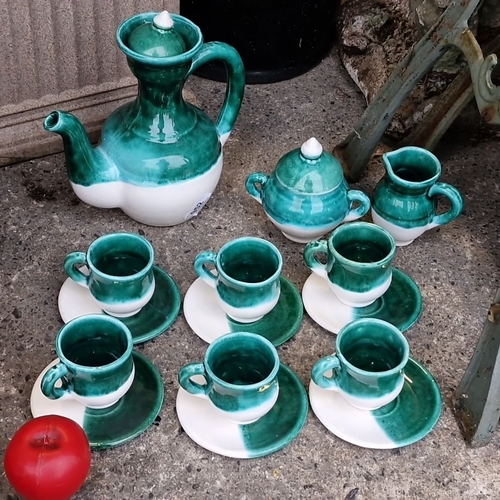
1 48 500 500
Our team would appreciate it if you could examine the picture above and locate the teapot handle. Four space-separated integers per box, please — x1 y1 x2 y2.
427 182 464 229
188 42 245 145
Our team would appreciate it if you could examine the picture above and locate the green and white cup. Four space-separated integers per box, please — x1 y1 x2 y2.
312 318 409 410
41 314 135 409
194 237 283 323
303 222 396 307
64 232 155 317
178 332 280 424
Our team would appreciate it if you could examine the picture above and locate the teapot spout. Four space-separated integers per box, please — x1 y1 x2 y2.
44 110 115 186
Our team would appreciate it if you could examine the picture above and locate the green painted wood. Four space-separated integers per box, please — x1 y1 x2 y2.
453 287 500 447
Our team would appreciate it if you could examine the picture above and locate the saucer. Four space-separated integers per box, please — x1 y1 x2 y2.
58 265 181 344
302 268 422 334
183 276 303 346
309 357 442 449
176 363 308 458
30 351 164 449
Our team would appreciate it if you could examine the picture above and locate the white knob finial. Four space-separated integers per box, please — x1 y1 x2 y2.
301 137 323 159
153 11 174 30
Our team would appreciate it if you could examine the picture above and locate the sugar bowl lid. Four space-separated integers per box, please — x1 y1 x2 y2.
127 11 187 57
274 138 345 194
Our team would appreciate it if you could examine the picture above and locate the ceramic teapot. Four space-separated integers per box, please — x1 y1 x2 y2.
44 11 245 226
245 138 371 243
371 146 463 246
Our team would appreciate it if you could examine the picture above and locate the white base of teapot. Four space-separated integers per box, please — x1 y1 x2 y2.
70 156 223 226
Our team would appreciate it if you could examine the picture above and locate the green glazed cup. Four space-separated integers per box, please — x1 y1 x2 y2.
41 314 135 409
311 318 409 410
178 332 280 424
194 237 282 323
303 222 396 307
64 232 155 317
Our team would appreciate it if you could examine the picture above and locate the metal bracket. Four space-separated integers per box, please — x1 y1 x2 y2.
334 0 500 181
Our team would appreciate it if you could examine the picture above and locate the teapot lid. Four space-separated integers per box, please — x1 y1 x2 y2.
275 138 345 194
127 11 187 57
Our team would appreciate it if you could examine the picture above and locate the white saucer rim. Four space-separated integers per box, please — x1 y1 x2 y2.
58 264 181 344
308 357 442 449
176 363 308 458
183 275 303 346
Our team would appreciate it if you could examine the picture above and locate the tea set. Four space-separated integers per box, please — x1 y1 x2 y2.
24 10 465 460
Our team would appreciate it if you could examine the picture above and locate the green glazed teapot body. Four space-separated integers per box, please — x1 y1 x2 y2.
44 12 245 226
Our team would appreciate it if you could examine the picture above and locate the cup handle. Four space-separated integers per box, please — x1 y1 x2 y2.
187 42 245 146
41 362 72 400
344 189 371 222
311 355 341 390
245 172 268 204
303 240 332 280
63 252 90 288
427 182 464 229
178 363 211 397
193 251 218 288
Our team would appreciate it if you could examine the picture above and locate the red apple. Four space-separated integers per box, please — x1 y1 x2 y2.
3 415 91 500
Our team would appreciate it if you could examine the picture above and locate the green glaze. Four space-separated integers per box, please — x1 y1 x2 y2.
178 332 279 416
372 357 442 446
304 222 395 294
240 363 309 458
43 12 245 188
352 268 423 332
372 146 463 230
194 237 282 312
118 265 181 344
84 351 164 449
245 138 370 237
64 233 155 310
41 315 133 400
127 12 187 57
311 319 409 403
228 276 303 346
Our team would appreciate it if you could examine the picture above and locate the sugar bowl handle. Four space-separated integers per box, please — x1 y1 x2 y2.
245 172 269 204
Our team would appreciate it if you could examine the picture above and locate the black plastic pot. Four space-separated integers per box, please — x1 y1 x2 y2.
180 0 338 84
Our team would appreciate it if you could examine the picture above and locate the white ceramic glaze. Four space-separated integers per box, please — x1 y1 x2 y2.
58 265 182 345
70 367 135 409
31 359 86 427
302 270 423 335
70 156 222 226
328 275 392 308
176 364 309 459
302 273 357 333
308 357 443 449
153 10 174 29
264 213 336 243
371 209 433 246
31 353 165 450
95 286 155 317
183 275 303 346
215 294 280 323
